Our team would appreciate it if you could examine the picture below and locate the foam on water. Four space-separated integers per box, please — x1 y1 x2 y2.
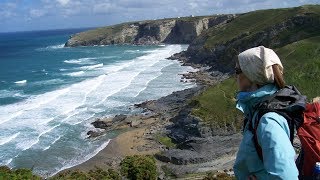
32 79 65 86
79 63 104 70
55 139 111 176
63 57 98 65
14 80 27 84
125 49 141 53
48 44 65 49
65 71 85 77
0 90 26 99
36 44 65 51
0 44 197 176
0 132 20 146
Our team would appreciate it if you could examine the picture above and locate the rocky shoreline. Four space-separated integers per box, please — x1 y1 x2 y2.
67 55 241 178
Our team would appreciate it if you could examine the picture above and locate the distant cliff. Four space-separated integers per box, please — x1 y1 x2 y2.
65 15 236 47
183 5 320 73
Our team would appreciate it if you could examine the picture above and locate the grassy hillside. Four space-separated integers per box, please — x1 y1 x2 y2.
192 35 320 129
204 5 320 49
277 35 320 98
191 78 242 131
186 5 320 73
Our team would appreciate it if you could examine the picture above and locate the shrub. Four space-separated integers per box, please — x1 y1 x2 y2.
51 168 120 180
50 170 89 180
203 171 235 180
120 155 157 180
88 167 121 180
0 166 41 180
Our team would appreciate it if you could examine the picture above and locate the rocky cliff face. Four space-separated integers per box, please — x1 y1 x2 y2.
184 11 320 73
65 15 236 47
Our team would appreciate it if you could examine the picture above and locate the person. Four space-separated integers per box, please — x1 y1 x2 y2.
233 46 303 179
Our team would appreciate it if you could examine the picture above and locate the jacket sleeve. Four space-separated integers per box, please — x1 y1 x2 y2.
256 112 298 180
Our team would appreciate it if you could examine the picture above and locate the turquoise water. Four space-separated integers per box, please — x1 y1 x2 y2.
0 29 196 176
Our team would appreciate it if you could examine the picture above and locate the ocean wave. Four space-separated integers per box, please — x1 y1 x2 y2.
125 49 141 53
0 90 26 99
17 124 60 151
79 63 104 70
14 80 27 84
63 57 97 65
32 79 64 86
65 71 85 77
39 117 55 125
36 44 65 51
53 139 111 176
0 88 70 125
64 59 82 64
5 158 12 165
38 124 60 138
48 44 65 49
42 135 61 151
0 132 20 146
17 139 39 151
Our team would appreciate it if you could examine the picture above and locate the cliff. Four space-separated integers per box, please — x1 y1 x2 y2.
64 15 236 47
184 5 320 73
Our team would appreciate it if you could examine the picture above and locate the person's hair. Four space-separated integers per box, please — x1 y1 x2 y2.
272 64 286 89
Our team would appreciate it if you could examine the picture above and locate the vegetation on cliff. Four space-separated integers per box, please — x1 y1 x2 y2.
186 5 320 72
120 155 158 180
65 15 235 47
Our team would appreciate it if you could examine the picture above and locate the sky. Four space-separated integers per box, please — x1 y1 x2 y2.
0 0 319 32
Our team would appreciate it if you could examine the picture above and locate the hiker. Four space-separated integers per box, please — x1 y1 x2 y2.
233 46 306 179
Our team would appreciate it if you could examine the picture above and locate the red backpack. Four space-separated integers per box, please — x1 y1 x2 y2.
250 86 320 178
297 102 320 176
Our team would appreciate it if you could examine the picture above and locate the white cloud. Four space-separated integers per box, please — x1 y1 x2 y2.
29 9 47 18
189 2 199 9
56 0 71 6
0 10 16 18
0 2 18 20
93 2 114 14
5 2 17 9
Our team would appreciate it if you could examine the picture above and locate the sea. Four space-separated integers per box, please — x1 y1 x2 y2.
0 28 197 176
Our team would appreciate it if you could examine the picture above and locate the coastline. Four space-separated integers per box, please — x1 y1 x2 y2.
65 57 205 172
62 50 240 178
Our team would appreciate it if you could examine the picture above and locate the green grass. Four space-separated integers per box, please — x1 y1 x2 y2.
191 78 242 130
154 133 176 148
203 5 320 48
71 23 132 43
276 35 320 99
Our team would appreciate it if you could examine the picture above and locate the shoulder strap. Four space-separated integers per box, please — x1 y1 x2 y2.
250 109 295 162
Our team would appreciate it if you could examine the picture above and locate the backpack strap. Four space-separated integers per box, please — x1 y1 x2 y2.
249 109 295 162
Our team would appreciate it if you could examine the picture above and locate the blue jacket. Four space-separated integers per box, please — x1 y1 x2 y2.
233 84 298 180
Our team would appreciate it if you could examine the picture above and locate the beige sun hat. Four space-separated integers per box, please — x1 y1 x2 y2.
238 46 283 85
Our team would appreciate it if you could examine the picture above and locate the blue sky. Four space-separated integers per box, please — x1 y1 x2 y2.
0 0 319 32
